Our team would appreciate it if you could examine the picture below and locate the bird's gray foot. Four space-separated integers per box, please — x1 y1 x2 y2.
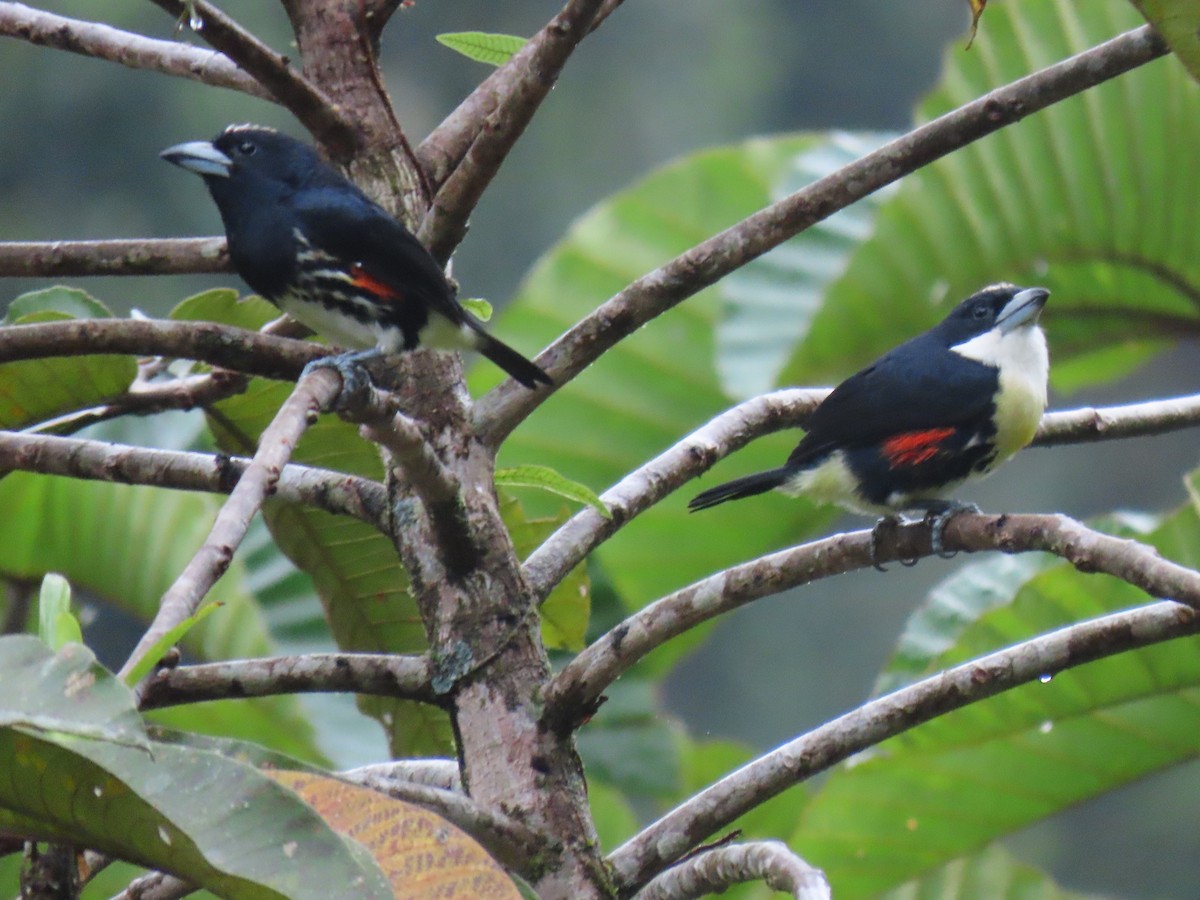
301 348 381 409
922 500 980 559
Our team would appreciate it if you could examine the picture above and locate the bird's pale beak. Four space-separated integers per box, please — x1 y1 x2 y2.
160 140 233 178
996 287 1049 334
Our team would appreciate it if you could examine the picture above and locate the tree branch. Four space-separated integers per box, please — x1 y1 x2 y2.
523 389 823 599
0 237 227 277
472 24 1169 445
524 389 1200 601
31 370 250 433
607 594 1200 893
341 759 461 792
117 368 342 683
0 3 269 98
146 0 357 153
0 431 387 528
416 0 606 262
633 841 830 900
0 318 323 381
138 652 436 709
545 512 1200 732
1032 392 1200 446
108 871 192 900
328 380 479 576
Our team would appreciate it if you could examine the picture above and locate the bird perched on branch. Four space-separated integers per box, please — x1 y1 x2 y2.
689 283 1050 564
161 125 551 389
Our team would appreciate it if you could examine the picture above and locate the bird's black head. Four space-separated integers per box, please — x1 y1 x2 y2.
160 125 341 204
934 283 1049 346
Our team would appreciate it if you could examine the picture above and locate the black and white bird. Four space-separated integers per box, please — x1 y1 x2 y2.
690 283 1050 561
161 125 551 388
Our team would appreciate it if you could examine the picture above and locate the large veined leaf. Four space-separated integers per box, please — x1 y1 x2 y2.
1130 0 1200 81
0 472 321 763
0 636 391 899
780 0 1200 394
880 843 1093 900
480 136 845 616
715 131 897 400
0 288 136 430
789 498 1200 896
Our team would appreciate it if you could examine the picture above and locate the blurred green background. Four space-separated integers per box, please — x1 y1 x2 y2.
2 1 1198 897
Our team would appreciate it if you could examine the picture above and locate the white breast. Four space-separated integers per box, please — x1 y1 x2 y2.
952 326 1049 462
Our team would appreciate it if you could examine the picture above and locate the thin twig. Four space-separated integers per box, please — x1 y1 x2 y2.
545 512 1200 732
117 368 342 683
633 841 830 900
416 0 606 261
347 383 479 576
138 652 437 709
107 871 192 900
1032 393 1200 446
30 371 251 433
341 772 545 875
146 0 356 153
472 24 1169 446
523 389 822 599
341 759 461 792
0 431 387 528
0 318 324 381
587 0 625 34
0 3 268 98
606 595 1200 893
0 237 227 277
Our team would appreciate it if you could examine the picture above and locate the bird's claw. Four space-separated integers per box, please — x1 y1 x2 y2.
301 348 380 411
869 517 901 572
925 502 980 559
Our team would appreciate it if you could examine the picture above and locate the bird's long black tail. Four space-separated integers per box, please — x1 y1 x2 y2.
688 466 791 511
466 321 552 389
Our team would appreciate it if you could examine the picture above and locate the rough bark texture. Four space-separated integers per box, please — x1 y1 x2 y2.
276 5 608 895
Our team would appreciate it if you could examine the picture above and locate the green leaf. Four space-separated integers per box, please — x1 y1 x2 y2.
1129 1 1200 82
460 297 494 321
496 464 610 518
3 285 113 323
715 131 896 399
873 553 1059 697
780 0 1200 395
0 299 137 431
0 636 391 899
122 602 223 687
881 843 1094 899
36 573 81 651
477 135 838 622
587 778 639 848
500 495 590 651
169 288 279 332
436 31 527 66
0 472 323 764
791 497 1200 896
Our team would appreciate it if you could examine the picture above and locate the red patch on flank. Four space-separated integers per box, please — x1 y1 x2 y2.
349 263 402 301
881 427 956 468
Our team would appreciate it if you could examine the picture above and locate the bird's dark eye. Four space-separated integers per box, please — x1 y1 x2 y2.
972 305 990 319
237 140 257 156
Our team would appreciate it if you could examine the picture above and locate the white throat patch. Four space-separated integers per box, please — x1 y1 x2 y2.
952 325 1049 462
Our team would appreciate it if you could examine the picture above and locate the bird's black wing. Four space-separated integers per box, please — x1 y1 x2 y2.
291 186 467 325
787 332 997 468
